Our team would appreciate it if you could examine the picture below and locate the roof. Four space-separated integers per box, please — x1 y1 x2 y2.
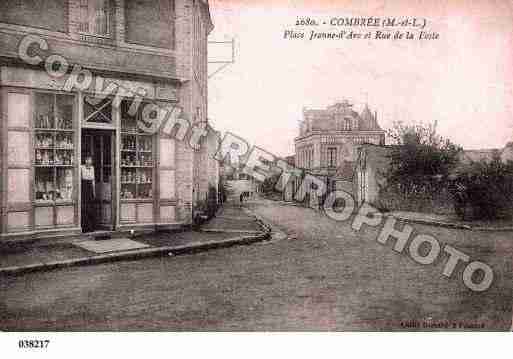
301 101 383 133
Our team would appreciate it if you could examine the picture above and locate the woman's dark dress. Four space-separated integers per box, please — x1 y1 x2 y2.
81 179 96 232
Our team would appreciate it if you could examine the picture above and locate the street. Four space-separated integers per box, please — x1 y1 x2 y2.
1 197 511 331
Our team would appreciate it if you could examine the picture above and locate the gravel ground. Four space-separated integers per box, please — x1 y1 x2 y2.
0 198 511 331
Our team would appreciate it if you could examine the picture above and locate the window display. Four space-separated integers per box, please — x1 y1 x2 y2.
34 93 75 204
120 101 154 200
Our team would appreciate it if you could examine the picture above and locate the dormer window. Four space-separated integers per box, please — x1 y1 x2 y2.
344 118 352 131
79 0 112 37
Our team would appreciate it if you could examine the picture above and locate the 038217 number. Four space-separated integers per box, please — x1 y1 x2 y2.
18 339 50 349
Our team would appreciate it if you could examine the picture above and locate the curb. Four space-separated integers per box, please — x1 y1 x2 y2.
247 208 289 242
0 232 270 277
199 204 273 237
241 207 277 237
471 226 513 232
269 198 513 232
387 214 473 231
263 199 306 208
388 214 513 232
199 229 264 234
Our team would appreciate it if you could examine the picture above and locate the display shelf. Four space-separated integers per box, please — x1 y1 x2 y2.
119 198 154 203
34 128 75 132
120 165 154 168
120 100 155 201
33 93 76 215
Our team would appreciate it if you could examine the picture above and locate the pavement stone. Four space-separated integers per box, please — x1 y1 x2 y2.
75 238 150 254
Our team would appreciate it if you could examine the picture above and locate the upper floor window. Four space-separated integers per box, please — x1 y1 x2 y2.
0 0 68 33
327 147 337 167
79 0 112 37
125 0 175 49
344 118 352 131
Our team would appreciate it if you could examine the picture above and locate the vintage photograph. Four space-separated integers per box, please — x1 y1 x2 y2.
0 0 512 335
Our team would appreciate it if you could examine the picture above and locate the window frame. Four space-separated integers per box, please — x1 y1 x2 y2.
327 147 337 168
78 0 114 39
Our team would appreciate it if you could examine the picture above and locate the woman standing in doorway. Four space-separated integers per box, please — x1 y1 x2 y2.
81 156 97 232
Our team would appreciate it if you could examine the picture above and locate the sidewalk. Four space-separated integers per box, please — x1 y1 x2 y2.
200 203 265 234
0 204 270 276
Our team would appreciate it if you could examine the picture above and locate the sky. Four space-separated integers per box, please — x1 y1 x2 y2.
207 0 513 157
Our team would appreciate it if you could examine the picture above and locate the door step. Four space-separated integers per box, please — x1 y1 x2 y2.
87 230 115 241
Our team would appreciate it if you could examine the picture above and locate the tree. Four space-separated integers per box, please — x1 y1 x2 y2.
386 120 462 187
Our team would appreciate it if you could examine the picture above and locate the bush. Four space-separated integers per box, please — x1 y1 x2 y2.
377 176 454 214
454 157 513 220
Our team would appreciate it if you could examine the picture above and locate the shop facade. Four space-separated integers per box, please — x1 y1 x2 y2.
0 0 215 241
1 66 186 239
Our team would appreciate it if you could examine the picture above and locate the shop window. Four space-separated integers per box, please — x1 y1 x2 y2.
79 0 113 37
34 93 76 205
120 101 154 200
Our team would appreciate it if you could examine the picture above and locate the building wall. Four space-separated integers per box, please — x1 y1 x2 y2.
193 128 220 207
190 0 214 209
354 145 392 206
174 0 194 223
0 0 180 79
295 132 384 171
0 0 68 32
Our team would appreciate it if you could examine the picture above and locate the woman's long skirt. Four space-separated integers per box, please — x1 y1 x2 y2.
81 179 97 233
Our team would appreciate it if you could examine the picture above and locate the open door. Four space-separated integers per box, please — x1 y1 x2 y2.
81 129 115 231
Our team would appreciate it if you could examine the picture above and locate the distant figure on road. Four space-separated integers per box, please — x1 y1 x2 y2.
239 193 244 204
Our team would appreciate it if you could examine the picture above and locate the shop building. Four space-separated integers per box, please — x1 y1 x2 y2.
0 0 215 240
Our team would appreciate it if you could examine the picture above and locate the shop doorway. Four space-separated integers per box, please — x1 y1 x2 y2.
81 129 116 232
